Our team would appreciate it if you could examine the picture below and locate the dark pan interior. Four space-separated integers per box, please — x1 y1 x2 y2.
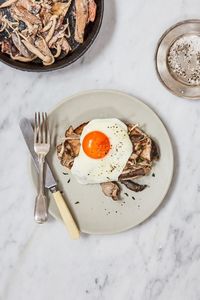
0 0 104 72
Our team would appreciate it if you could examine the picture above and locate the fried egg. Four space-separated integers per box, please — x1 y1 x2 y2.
71 118 133 184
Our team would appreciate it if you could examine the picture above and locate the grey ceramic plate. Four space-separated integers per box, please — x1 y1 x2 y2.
31 90 174 234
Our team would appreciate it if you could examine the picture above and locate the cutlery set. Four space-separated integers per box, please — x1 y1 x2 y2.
19 115 80 240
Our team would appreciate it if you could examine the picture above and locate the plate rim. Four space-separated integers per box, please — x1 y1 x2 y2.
30 89 174 234
155 19 200 100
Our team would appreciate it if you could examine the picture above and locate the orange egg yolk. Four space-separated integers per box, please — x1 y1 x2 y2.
82 131 111 159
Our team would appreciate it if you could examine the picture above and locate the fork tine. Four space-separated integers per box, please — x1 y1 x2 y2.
42 112 46 143
34 112 50 146
46 113 50 144
38 112 41 143
44 112 48 144
34 112 38 143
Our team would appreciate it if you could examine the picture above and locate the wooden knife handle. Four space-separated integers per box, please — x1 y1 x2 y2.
52 191 80 240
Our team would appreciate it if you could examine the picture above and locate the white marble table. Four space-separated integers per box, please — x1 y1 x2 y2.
1 1 200 299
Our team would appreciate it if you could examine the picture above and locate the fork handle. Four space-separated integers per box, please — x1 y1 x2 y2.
34 154 48 224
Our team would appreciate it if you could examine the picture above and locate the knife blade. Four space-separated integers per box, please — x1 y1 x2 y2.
19 117 80 239
19 118 57 191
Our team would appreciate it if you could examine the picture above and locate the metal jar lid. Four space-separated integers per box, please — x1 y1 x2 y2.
156 19 200 100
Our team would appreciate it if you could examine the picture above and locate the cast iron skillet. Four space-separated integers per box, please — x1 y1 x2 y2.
0 0 104 72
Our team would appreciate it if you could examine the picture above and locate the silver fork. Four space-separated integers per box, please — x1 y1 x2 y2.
34 112 50 224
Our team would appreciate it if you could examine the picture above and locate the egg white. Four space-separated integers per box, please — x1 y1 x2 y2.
71 118 133 184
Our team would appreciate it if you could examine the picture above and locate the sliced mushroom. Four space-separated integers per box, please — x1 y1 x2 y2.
10 53 36 61
88 0 96 22
57 143 65 159
140 138 160 161
55 15 65 30
100 182 120 201
75 0 89 43
61 152 74 169
16 0 41 15
45 15 57 43
51 1 72 17
119 166 151 181
74 122 88 135
121 180 147 192
11 32 31 57
67 138 80 157
62 126 81 156
48 24 68 47
35 36 54 65
57 144 74 169
140 138 152 161
60 37 71 54
22 38 54 65
64 126 80 140
0 24 6 33
57 124 86 169
39 6 52 26
53 39 62 57
151 139 160 160
11 5 42 26
128 124 159 162
41 19 54 33
65 125 74 137
0 0 17 8
128 126 146 143
0 40 12 54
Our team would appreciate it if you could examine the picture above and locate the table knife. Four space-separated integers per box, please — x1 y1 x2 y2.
19 118 80 240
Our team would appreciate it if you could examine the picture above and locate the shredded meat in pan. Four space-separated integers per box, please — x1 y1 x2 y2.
57 122 160 201
0 0 96 64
